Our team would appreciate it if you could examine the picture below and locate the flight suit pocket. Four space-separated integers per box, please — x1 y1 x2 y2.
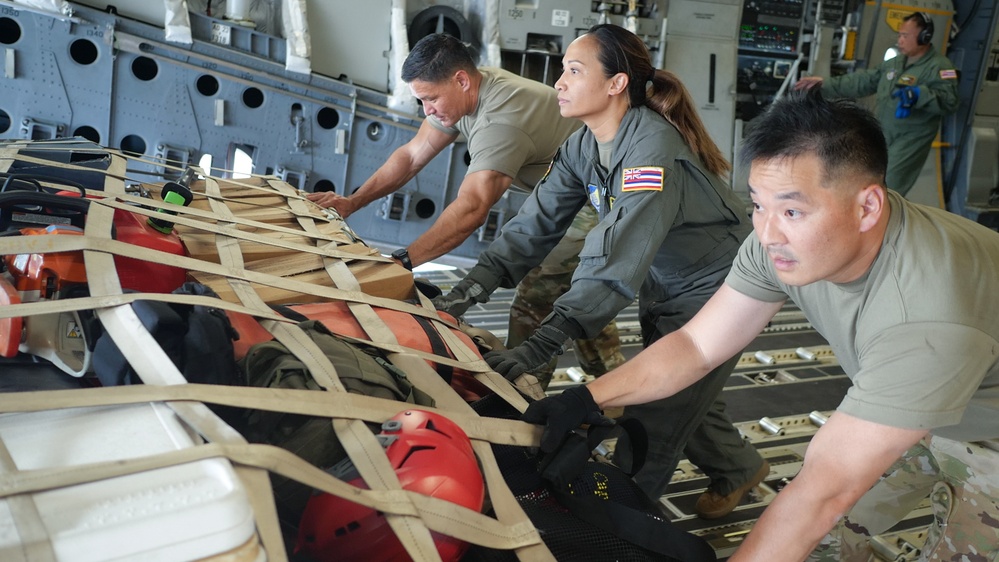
579 206 623 267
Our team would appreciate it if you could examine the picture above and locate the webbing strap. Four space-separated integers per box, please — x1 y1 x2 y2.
0 441 541 550
0 292 290 323
0 384 538 442
204 175 441 560
0 144 552 561
0 233 452 322
275 179 549 560
0 440 57 562
75 152 289 560
90 194 374 261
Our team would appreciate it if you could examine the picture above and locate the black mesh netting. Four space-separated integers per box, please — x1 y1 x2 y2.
462 395 704 562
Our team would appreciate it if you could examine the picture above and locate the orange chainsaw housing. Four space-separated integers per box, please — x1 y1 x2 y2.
227 302 492 402
0 277 22 357
3 225 88 300
2 206 188 299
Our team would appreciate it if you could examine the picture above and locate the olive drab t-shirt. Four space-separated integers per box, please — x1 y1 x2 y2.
727 191 999 441
428 67 582 190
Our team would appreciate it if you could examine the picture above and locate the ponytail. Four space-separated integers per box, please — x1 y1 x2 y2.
646 70 731 178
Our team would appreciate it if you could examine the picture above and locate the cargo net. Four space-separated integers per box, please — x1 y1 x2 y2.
0 139 706 562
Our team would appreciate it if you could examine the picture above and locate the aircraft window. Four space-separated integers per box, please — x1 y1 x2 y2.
199 154 214 176
70 39 98 65
317 107 339 129
73 126 100 143
415 197 436 219
131 56 158 81
242 87 264 109
120 134 146 157
0 109 9 134
0 17 20 45
231 144 254 178
196 75 220 96
313 179 336 193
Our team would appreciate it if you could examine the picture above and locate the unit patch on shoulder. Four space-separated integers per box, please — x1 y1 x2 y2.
586 184 601 211
940 69 957 79
621 166 664 192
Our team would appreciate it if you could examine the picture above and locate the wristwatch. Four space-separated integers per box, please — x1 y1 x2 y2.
391 247 413 271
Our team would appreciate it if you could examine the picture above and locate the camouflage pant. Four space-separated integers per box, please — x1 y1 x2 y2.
808 435 999 561
507 205 626 388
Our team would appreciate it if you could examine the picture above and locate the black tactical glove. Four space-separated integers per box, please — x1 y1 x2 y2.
484 324 568 381
431 276 489 319
521 385 613 453
413 278 443 300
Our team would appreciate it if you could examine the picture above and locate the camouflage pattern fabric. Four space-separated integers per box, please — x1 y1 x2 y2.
507 205 626 389
808 435 999 561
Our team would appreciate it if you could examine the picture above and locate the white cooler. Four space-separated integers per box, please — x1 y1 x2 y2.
0 402 261 561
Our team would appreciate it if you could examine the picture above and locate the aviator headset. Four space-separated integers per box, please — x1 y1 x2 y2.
914 12 935 46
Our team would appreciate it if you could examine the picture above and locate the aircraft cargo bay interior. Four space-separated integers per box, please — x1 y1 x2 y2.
1 1 999 561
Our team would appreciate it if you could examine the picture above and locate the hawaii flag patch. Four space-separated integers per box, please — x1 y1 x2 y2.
940 69 957 79
621 166 664 191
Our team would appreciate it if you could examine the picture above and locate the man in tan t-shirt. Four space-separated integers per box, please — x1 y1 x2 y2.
308 33 625 382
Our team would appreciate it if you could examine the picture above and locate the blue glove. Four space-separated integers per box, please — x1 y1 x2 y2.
892 86 920 119
484 324 568 381
521 385 614 453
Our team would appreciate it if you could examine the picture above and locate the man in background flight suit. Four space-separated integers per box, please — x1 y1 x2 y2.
307 33 625 382
796 12 958 196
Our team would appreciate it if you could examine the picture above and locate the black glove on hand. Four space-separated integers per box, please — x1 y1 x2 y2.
521 385 612 453
484 324 568 381
431 277 489 319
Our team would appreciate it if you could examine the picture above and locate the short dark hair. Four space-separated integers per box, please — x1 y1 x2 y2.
401 34 476 83
739 88 888 187
903 12 930 33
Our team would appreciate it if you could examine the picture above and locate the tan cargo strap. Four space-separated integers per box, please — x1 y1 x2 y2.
77 152 291 561
270 180 548 560
0 233 452 322
0 440 57 562
203 176 441 560
89 192 381 261
0 144 554 561
0 292 291 323
0 441 541 551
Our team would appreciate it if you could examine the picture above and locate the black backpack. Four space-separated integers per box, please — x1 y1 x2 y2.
91 282 241 388
464 394 716 562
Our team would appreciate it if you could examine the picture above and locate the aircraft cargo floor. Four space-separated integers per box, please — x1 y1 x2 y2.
424 268 931 561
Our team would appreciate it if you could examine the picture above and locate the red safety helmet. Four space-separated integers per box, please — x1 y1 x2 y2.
295 409 485 562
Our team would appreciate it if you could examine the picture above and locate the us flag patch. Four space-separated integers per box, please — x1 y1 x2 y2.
940 69 957 79
621 166 664 191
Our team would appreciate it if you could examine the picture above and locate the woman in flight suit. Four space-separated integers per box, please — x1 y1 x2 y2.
435 23 768 515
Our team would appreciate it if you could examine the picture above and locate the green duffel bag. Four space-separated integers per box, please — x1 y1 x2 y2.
238 320 432 528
